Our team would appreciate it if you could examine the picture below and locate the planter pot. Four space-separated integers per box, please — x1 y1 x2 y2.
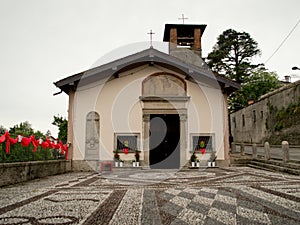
208 162 212 167
196 162 200 167
119 162 123 167
115 162 119 167
133 162 136 167
191 162 195 167
136 162 140 167
212 162 215 167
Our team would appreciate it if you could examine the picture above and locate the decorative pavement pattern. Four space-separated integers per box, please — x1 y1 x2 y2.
0 167 299 224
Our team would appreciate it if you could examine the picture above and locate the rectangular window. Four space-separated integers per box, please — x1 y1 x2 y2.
233 117 236 128
253 110 256 123
114 133 140 152
261 110 263 119
190 133 214 152
242 114 245 127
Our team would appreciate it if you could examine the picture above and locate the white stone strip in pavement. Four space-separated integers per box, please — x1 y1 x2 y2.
214 193 236 206
237 206 271 224
177 208 205 225
233 185 300 212
208 207 236 225
109 189 143 225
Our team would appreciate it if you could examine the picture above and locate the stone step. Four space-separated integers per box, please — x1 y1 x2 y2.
247 163 277 173
230 159 252 167
253 159 300 170
248 161 300 175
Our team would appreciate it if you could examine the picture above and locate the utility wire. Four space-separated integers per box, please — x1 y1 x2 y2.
265 19 300 64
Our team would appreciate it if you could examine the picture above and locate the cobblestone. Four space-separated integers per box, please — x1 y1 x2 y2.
0 167 300 224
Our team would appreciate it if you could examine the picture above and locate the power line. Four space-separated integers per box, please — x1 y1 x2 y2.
265 19 300 64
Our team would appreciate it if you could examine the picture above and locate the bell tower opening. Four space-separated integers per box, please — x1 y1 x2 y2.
163 23 207 58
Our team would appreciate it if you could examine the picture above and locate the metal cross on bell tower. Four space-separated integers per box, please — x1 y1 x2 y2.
147 29 155 47
178 14 188 24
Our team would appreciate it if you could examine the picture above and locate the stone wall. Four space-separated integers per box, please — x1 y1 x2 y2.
230 80 300 145
0 160 71 187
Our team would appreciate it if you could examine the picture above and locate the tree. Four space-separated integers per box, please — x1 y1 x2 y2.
0 125 6 135
9 121 34 137
52 115 68 142
207 29 262 84
229 68 282 111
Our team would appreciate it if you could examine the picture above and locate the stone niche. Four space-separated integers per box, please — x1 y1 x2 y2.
85 111 100 160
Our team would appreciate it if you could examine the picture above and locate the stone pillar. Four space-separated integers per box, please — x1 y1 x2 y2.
193 28 202 57
169 28 177 51
252 143 257 159
264 142 270 161
231 142 236 153
179 114 188 168
282 141 289 164
143 114 150 168
223 93 230 165
240 143 245 156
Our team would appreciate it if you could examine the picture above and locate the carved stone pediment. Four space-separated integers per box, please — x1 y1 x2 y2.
142 73 186 97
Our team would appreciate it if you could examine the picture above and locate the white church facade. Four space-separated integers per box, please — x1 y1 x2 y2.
54 23 239 170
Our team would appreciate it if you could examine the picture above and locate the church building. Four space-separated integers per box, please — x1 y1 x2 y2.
54 23 239 171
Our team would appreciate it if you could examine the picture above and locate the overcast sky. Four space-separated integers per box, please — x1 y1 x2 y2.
1 0 299 137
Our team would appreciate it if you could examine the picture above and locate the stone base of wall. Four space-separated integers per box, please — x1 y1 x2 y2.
0 160 71 187
216 159 230 167
71 160 99 171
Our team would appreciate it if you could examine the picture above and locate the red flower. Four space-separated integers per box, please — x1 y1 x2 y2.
123 148 129 154
200 148 206 154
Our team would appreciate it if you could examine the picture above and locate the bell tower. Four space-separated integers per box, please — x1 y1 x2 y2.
163 24 206 58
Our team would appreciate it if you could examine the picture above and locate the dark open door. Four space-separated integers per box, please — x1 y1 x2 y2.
149 114 180 169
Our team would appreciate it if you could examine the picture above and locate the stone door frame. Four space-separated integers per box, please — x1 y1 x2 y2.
140 96 189 168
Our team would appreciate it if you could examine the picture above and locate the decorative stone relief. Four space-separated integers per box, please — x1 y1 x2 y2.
143 74 186 96
85 111 100 160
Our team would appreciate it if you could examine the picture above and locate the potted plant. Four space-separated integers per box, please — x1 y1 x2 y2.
135 150 140 167
132 160 137 167
208 151 216 167
114 150 120 167
190 152 197 167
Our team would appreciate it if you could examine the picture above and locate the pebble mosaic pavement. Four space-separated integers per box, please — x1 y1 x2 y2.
0 167 299 225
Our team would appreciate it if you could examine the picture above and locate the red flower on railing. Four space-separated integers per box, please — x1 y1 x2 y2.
0 131 68 159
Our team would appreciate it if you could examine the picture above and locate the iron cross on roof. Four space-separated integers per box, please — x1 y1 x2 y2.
147 29 155 47
178 14 188 24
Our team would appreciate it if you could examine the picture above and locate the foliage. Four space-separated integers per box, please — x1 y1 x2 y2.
8 121 45 139
0 126 6 136
274 101 300 131
114 153 120 161
206 29 262 84
9 121 34 137
228 68 283 111
52 115 68 142
209 151 216 162
0 143 64 163
190 152 197 162
135 150 140 162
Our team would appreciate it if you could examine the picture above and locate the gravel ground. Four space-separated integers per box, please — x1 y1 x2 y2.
0 167 299 224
